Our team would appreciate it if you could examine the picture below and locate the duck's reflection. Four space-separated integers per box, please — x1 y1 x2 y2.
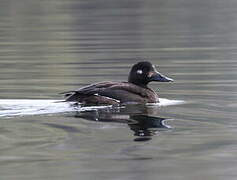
74 104 171 141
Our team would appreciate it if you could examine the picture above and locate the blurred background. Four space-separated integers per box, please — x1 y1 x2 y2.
1 0 236 101
0 0 237 180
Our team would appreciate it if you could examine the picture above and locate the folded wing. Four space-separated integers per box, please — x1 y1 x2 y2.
62 81 158 105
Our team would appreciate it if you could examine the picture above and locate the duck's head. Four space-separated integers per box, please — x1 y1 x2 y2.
128 61 173 87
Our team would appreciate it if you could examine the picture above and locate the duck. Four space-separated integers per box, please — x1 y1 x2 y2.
62 61 173 106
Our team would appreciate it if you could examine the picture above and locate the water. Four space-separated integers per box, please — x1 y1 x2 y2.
0 0 237 179
0 98 184 117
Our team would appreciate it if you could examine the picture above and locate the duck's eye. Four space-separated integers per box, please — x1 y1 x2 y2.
136 69 143 74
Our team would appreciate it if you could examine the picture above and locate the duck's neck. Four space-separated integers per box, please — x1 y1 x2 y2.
128 80 148 88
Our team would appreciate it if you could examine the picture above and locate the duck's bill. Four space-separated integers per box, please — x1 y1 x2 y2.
150 71 174 82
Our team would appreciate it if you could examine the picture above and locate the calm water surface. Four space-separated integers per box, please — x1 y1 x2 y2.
0 0 237 179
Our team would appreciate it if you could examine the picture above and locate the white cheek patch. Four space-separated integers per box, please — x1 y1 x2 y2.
136 69 143 74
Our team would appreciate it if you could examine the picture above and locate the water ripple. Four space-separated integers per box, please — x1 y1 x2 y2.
0 98 184 118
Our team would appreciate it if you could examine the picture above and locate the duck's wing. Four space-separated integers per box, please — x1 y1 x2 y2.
62 81 122 103
99 83 157 103
62 81 157 104
62 81 116 96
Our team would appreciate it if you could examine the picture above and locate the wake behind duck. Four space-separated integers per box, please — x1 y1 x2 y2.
0 98 184 118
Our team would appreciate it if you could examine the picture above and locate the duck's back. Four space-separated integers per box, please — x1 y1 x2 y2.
64 81 159 105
